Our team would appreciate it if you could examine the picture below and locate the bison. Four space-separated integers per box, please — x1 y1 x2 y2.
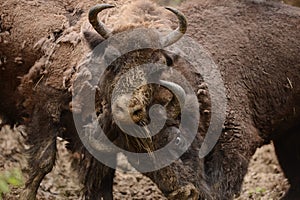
178 0 300 199
15 1 207 199
0 0 299 200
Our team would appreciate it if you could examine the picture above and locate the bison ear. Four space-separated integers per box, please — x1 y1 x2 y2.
83 31 104 49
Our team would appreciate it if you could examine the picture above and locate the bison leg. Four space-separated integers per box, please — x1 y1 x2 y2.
273 125 300 200
80 155 116 200
21 138 56 200
143 162 211 200
20 112 57 200
99 167 115 200
203 122 263 199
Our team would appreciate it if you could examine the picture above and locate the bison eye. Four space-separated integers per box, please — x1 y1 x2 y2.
162 51 179 66
165 54 174 66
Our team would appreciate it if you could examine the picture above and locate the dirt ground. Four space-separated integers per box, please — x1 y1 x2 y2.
0 125 289 200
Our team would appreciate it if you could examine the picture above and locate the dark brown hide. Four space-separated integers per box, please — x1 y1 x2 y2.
178 0 300 199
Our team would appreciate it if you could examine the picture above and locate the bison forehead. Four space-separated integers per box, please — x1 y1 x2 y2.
102 49 167 93
119 67 147 90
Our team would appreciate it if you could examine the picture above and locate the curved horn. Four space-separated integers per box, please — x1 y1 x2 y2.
161 7 187 48
159 80 186 106
89 4 115 39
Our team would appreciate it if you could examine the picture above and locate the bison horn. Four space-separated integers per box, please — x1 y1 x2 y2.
159 80 186 106
89 4 115 39
161 7 187 48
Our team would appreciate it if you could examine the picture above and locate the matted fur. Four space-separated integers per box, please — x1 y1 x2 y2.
1 0 299 199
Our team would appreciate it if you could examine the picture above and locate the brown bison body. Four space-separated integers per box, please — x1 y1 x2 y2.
179 0 300 199
0 0 92 126
0 0 299 200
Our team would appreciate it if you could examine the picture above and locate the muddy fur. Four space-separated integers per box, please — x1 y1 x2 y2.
5 0 204 199
0 0 107 126
67 1 208 198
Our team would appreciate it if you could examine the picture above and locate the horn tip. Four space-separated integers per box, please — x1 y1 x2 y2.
90 4 115 11
164 6 177 12
106 4 116 8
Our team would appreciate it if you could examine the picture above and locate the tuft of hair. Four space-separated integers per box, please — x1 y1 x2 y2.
102 0 172 34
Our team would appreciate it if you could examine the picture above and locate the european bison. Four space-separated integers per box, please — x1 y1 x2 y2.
177 0 300 199
0 0 299 200
79 0 300 199
16 1 204 199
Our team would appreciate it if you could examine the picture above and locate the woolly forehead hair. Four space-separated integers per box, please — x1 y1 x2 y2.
100 0 173 33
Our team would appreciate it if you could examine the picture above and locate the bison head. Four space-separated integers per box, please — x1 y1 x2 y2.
82 4 188 153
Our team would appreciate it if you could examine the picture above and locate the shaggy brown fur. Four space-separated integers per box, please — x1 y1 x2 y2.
74 1 300 199
11 1 201 199
0 0 300 200
177 0 300 199
0 0 104 126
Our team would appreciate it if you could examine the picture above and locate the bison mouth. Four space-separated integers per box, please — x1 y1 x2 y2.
122 121 155 155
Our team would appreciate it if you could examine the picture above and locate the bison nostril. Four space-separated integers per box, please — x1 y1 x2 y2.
132 108 143 116
130 106 146 123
